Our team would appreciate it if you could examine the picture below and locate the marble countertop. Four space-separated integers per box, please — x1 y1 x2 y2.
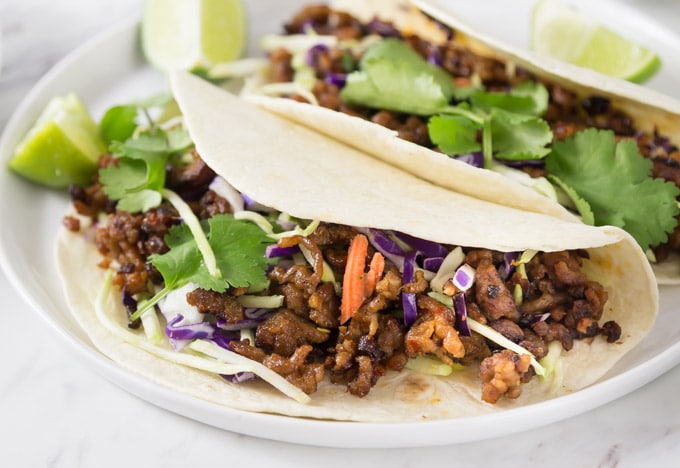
1 1 679 466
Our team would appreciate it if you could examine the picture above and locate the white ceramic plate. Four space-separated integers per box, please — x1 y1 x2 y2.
1 0 680 449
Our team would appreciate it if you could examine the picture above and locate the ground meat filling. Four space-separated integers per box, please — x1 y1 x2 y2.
268 5 680 257
69 148 622 402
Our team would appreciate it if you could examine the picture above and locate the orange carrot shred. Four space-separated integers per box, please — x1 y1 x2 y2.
363 252 385 298
340 234 385 324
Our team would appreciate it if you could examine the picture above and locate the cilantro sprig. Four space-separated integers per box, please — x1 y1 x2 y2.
130 214 276 321
340 38 552 165
99 98 222 285
546 129 680 250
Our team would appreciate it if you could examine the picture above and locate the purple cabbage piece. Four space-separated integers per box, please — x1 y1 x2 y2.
402 251 419 327
366 19 402 38
265 244 300 258
499 252 519 280
453 293 471 336
324 73 347 88
501 159 546 170
423 256 444 272
356 227 406 269
223 372 257 383
121 287 141 328
305 43 329 67
244 307 275 319
455 152 484 168
165 314 215 341
426 44 444 67
212 330 239 350
241 193 276 213
394 231 448 258
453 265 475 291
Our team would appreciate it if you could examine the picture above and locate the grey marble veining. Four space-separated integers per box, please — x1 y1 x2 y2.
1 1 679 467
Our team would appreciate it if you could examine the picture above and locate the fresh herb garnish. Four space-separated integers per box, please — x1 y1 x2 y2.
130 214 275 321
99 98 222 284
341 38 459 115
340 38 552 163
99 127 191 213
546 129 680 249
99 93 175 145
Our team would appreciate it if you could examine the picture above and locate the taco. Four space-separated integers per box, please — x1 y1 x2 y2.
56 71 657 422
241 0 680 282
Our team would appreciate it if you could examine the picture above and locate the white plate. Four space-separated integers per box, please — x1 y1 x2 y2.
1 1 680 449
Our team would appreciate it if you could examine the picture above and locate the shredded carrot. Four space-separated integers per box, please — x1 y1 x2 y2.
363 252 385 298
340 234 385 324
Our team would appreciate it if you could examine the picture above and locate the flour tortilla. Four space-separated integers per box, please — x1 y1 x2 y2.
244 0 680 282
56 71 658 422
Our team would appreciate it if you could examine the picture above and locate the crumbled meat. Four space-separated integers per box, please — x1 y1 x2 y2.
459 333 491 364
262 344 325 395
518 329 548 360
479 350 532 404
531 320 574 351
347 355 378 397
405 295 465 363
402 270 428 294
374 269 403 300
229 339 267 362
489 318 524 343
166 149 216 199
95 205 178 294
256 309 330 357
198 189 232 219
185 288 244 324
62 215 81 232
474 258 520 321
308 282 340 328
601 320 622 343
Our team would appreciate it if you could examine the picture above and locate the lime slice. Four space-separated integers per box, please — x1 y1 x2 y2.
9 94 105 188
141 0 247 73
531 0 661 83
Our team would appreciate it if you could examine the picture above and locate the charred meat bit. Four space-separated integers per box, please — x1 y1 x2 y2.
474 258 520 321
601 320 622 343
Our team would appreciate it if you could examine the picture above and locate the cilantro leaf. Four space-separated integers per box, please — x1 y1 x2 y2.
99 105 139 145
100 130 186 213
428 114 482 155
490 109 553 160
341 38 457 115
548 174 595 225
149 214 275 294
546 129 680 249
471 81 549 117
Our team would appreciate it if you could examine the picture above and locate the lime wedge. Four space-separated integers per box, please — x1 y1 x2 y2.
141 0 247 73
531 0 661 83
9 94 105 188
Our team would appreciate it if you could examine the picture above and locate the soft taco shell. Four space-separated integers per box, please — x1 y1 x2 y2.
56 71 658 422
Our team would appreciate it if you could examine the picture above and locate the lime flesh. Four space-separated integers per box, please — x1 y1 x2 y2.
9 94 105 188
142 0 246 73
531 0 661 83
